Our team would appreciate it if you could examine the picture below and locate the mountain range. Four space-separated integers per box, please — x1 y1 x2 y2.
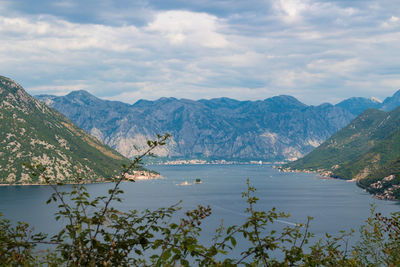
4 74 400 195
36 89 400 161
0 76 129 184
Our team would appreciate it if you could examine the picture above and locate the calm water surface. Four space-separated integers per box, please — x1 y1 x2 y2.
0 164 398 248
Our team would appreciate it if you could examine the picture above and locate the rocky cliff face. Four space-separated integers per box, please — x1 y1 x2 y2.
36 90 386 161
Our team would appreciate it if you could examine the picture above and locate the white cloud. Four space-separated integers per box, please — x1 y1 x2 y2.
307 58 364 75
0 16 142 52
381 78 400 88
390 16 399 22
208 51 270 68
271 69 325 88
107 83 275 103
29 83 89 95
146 10 229 48
0 11 229 54
273 0 308 23
0 1 399 105
345 77 400 97
382 15 400 28
272 0 360 26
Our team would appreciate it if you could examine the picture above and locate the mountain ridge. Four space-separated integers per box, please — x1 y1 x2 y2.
0 76 129 184
35 89 400 161
37 89 399 109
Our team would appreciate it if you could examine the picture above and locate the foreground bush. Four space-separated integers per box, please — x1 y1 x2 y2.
0 134 399 266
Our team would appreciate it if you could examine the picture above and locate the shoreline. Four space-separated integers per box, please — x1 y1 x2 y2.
1 165 398 201
0 180 112 187
0 172 163 186
149 159 285 166
277 167 398 201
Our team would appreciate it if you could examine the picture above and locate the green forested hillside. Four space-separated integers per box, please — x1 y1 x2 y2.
284 109 388 171
334 126 400 179
0 76 129 184
284 107 400 200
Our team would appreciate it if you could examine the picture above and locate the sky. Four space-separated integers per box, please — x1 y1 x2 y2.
0 0 399 105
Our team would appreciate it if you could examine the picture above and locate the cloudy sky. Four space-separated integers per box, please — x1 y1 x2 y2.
1 0 399 104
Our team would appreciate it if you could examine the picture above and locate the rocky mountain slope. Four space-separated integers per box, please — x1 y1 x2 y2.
284 109 389 172
36 90 392 161
0 76 129 184
283 107 400 200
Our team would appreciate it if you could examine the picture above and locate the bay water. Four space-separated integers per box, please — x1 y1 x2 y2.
0 164 398 255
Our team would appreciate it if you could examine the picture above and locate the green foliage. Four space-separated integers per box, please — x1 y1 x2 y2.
0 214 46 266
354 207 400 266
0 133 399 266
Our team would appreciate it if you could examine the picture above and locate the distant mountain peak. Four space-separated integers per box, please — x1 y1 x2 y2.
381 89 400 111
370 97 382 103
391 88 400 96
158 97 178 101
67 90 95 98
64 90 102 105
384 89 400 101
269 94 299 101
205 97 239 103
335 96 382 115
264 95 307 110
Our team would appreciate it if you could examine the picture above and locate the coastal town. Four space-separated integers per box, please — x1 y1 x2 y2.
369 175 400 200
276 166 334 178
154 159 284 165
278 167 400 201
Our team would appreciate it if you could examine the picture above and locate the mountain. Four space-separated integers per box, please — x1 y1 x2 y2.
284 107 400 200
36 91 381 161
35 88 400 162
0 76 129 184
284 108 388 171
335 97 382 115
381 90 400 111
